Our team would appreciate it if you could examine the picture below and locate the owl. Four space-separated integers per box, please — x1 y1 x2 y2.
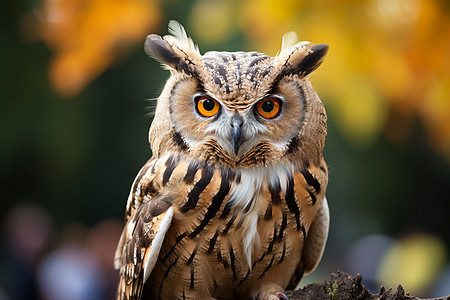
114 21 329 300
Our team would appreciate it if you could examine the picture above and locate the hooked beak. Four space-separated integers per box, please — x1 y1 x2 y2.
231 114 243 155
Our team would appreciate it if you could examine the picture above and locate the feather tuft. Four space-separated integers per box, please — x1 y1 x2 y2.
274 31 312 66
280 32 298 55
274 32 298 64
167 20 200 55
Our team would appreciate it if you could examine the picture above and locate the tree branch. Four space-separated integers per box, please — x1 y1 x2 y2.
282 271 450 300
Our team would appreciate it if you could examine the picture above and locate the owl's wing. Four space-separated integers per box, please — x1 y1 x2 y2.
286 198 329 290
114 158 175 300
302 198 330 275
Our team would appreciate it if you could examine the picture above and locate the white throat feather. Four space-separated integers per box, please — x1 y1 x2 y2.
228 163 294 269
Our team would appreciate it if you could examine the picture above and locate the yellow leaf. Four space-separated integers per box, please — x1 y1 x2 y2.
377 234 447 295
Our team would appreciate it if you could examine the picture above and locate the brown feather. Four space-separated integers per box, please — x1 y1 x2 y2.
116 21 330 300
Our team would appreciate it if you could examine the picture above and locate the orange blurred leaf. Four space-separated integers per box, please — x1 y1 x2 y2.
36 0 162 97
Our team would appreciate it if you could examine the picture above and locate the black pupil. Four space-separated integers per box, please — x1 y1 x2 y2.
203 99 215 111
261 100 274 112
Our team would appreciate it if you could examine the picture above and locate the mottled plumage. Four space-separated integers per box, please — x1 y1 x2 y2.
115 21 330 300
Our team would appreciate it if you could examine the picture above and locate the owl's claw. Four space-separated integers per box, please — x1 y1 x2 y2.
277 292 289 300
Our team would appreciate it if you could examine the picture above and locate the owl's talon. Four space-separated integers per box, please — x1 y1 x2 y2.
277 292 289 300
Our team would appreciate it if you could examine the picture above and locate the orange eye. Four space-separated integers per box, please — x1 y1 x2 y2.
196 96 220 117
256 97 281 119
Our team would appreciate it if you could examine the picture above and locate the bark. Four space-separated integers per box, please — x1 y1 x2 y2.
282 271 450 300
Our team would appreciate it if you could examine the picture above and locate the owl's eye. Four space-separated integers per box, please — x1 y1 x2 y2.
195 96 220 117
256 97 281 119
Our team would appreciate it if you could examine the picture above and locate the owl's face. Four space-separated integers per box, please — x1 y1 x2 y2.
147 22 328 168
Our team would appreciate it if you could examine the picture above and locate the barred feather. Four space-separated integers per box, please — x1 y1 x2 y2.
116 21 330 300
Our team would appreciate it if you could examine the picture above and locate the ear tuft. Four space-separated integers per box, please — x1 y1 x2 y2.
144 21 202 72
275 37 329 77
277 31 299 60
297 43 329 76
144 34 180 67
167 20 199 56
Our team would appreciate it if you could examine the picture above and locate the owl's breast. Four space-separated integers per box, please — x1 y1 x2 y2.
144 153 326 299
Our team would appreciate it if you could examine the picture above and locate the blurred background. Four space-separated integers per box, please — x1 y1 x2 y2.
1 0 450 299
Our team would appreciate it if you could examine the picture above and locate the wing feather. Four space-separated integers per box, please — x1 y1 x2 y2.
143 207 174 282
115 157 174 299
285 198 329 290
302 198 330 275
115 194 174 300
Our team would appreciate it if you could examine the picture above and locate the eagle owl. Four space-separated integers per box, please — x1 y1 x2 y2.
114 21 329 300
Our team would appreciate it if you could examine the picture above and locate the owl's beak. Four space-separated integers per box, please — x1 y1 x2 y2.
231 114 243 155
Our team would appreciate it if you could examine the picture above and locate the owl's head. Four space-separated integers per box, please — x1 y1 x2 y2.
146 21 328 168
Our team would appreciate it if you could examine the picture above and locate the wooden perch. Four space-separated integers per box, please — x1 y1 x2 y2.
282 271 450 300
